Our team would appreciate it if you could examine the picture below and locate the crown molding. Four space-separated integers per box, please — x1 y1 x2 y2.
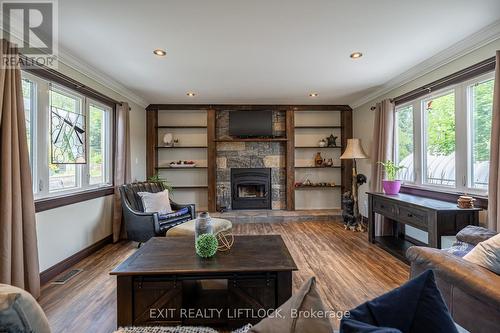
351 19 500 109
57 48 149 107
1 23 148 107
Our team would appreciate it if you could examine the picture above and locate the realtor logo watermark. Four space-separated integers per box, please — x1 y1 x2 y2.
1 0 58 68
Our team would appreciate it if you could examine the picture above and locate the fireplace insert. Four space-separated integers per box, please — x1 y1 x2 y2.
231 168 271 210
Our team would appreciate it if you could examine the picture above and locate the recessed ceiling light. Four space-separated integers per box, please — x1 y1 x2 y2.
309 92 319 97
153 49 166 56
186 92 196 97
350 52 363 59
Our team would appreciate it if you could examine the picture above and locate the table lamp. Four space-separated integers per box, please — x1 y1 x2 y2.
340 138 368 231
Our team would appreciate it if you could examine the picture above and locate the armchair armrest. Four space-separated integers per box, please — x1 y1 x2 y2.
406 246 500 309
170 201 196 219
456 225 497 246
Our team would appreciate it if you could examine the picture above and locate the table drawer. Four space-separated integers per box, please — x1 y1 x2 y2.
398 206 427 229
373 198 398 218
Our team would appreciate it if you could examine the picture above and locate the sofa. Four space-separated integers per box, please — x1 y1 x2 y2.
119 181 195 243
407 226 500 333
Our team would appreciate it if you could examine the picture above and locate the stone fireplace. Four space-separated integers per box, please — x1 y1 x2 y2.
216 110 286 210
231 168 271 210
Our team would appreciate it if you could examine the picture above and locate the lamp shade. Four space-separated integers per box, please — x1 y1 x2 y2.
340 138 368 159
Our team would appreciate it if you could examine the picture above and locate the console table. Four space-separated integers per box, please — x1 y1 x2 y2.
367 192 481 261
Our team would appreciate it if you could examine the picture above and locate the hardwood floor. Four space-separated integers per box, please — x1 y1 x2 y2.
38 221 409 332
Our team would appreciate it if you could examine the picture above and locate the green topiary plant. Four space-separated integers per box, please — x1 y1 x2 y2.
147 173 173 193
195 233 219 258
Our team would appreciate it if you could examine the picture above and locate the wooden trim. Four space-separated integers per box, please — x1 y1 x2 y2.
146 108 158 178
394 56 496 105
147 104 352 112
35 187 114 213
214 137 287 142
399 185 488 209
207 109 217 212
340 109 353 195
40 235 113 285
21 55 118 108
286 109 295 210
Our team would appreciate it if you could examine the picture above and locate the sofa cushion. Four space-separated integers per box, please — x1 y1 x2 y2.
443 241 475 258
137 190 172 215
456 226 497 246
0 284 51 333
340 270 457 333
463 233 500 274
248 277 332 333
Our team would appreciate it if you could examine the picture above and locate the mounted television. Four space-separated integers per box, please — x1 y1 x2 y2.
229 111 273 138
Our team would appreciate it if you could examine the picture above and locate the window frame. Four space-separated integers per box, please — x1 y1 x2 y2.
21 71 116 211
394 71 494 197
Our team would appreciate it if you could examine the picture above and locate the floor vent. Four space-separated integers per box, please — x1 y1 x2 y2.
51 269 82 285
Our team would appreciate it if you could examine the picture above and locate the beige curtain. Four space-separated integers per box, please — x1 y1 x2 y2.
112 102 132 242
370 99 395 236
488 51 500 232
0 40 40 297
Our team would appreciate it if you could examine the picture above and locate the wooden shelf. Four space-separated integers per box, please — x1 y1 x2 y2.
295 166 341 169
155 146 207 149
157 125 207 129
295 146 343 149
172 185 208 189
294 185 341 189
214 137 288 142
295 126 342 129
156 166 207 170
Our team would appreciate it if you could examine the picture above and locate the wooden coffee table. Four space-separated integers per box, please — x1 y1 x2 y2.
110 235 297 328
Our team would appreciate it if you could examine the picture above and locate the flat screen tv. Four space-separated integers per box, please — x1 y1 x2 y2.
229 111 273 138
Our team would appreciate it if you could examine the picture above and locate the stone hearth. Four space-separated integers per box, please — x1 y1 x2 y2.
216 110 286 210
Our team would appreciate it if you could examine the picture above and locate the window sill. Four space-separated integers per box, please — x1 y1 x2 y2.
35 186 115 213
399 185 488 209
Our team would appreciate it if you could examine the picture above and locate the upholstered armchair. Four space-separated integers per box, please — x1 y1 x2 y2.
119 181 195 243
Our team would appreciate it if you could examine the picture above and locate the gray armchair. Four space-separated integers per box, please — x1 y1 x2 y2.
119 181 195 243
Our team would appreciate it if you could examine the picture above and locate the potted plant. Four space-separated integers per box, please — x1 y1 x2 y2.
377 160 405 195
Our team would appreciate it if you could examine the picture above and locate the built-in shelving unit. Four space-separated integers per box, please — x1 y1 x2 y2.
293 110 351 210
146 104 353 212
148 109 209 211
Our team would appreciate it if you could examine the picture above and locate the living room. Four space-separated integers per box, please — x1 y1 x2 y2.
1 1 499 333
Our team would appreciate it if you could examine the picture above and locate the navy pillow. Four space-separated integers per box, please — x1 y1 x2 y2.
340 270 458 333
341 318 402 333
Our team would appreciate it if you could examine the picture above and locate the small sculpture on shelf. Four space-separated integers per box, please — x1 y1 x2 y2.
162 133 173 147
318 139 327 147
326 158 334 167
327 134 338 147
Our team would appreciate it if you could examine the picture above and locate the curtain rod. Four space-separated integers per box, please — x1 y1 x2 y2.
19 53 120 107
369 56 496 110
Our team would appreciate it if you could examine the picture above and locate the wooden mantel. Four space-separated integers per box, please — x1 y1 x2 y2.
146 104 353 212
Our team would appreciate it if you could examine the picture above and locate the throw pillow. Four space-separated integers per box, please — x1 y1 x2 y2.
137 190 172 215
463 233 500 274
0 284 51 333
339 270 457 333
340 318 402 333
248 277 332 333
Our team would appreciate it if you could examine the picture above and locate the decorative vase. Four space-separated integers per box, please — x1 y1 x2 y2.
195 212 213 240
163 133 173 147
314 152 323 167
195 212 218 258
382 180 401 195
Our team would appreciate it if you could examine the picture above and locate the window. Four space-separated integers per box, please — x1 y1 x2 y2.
395 104 414 182
394 72 494 194
423 90 456 187
22 72 113 200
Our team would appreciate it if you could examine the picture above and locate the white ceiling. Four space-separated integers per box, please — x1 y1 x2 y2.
57 0 500 106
